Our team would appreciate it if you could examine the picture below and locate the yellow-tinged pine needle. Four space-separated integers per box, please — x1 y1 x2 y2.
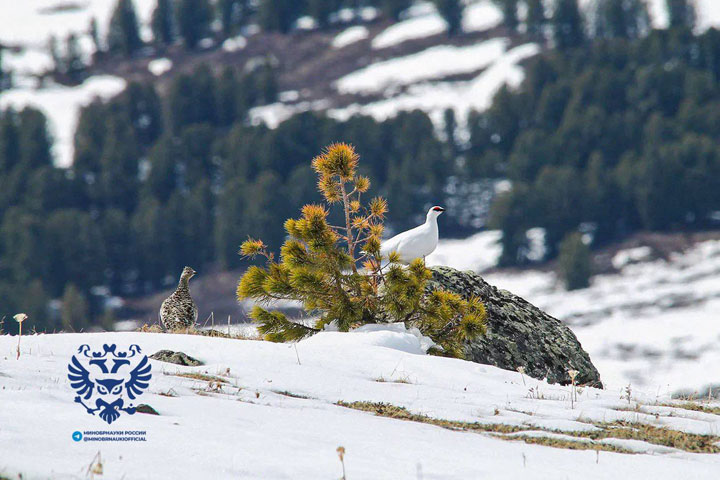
239 238 266 257
317 175 341 202
369 197 388 217
355 175 370 193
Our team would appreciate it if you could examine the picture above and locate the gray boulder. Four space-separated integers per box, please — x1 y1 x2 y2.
428 266 602 388
149 350 203 366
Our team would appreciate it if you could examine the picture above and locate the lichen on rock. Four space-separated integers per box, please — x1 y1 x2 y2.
427 266 602 388
149 350 203 366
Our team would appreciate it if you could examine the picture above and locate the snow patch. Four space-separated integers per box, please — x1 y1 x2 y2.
337 38 510 95
332 25 369 49
426 230 502 272
303 322 436 354
462 1 504 32
372 13 448 49
147 57 172 76
222 35 247 52
0 75 126 168
612 246 653 270
485 239 720 392
331 43 540 127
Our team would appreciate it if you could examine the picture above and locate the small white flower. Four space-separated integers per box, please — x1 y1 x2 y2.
14 313 27 324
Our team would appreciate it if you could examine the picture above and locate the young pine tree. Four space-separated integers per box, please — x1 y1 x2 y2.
237 143 487 357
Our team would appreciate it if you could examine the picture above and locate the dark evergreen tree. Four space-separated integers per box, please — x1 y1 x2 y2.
558 232 591 290
101 209 133 293
177 124 215 189
97 116 140 212
89 17 103 57
381 0 412 22
0 207 47 285
594 0 649 39
498 0 519 32
443 108 458 161
0 109 20 174
18 108 53 170
258 0 301 33
219 0 247 37
64 33 86 83
167 66 217 132
120 82 163 145
145 135 180 202
131 197 168 289
214 177 247 268
177 0 212 49
0 47 11 91
20 280 53 332
434 0 463 36
152 0 175 46
552 0 584 49
666 0 695 30
45 209 105 295
308 0 340 28
61 283 90 331
525 0 546 39
216 67 239 126
107 0 143 56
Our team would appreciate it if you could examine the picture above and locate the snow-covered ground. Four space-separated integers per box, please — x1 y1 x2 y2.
428 231 720 396
486 239 720 395
427 230 502 271
370 1 503 50
3 329 720 479
336 38 509 95
330 42 539 127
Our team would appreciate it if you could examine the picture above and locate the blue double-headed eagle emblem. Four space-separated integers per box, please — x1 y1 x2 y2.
67 344 152 424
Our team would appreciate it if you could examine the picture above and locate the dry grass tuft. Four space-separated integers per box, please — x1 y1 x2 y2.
169 372 229 383
338 401 720 454
273 390 311 399
137 323 261 340
661 402 720 416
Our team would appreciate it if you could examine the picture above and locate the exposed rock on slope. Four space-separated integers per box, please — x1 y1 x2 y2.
150 350 203 366
428 266 602 387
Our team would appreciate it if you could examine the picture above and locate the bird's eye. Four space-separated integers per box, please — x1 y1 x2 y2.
98 385 107 394
112 385 122 394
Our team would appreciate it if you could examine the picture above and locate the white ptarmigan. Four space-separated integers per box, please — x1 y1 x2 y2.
380 206 445 264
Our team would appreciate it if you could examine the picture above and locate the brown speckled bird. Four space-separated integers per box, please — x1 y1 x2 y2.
159 266 198 331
